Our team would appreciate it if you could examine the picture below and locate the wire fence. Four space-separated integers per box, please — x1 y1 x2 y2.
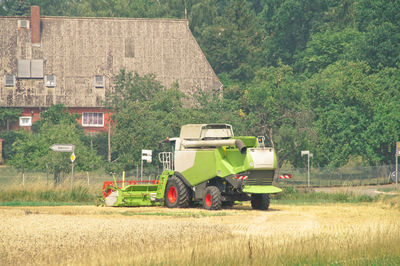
0 166 160 188
276 165 395 187
0 164 396 189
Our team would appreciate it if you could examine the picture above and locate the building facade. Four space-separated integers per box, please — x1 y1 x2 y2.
0 6 222 133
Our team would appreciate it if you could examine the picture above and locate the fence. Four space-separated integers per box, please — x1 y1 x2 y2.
276 165 394 187
0 164 396 189
0 166 160 188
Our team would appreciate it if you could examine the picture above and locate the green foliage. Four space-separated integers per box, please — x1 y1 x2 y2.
31 104 80 133
8 105 101 174
0 186 96 204
242 65 311 166
0 0 31 16
0 108 21 130
0 130 27 161
106 71 186 171
1 0 399 168
273 187 375 204
295 27 359 74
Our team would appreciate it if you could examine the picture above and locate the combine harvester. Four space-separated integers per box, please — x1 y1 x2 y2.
102 124 285 210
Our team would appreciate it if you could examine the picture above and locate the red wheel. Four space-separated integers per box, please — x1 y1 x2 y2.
205 193 212 207
168 186 177 204
203 186 221 210
164 176 190 208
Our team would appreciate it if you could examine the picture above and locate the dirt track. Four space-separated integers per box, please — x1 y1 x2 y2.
313 184 399 196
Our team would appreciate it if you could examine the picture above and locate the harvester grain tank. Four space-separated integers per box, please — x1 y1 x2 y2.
102 124 282 210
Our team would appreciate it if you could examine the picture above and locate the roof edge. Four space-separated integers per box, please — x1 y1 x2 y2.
0 15 189 23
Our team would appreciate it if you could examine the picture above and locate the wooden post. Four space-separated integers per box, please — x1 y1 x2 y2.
46 164 49 186
0 138 3 164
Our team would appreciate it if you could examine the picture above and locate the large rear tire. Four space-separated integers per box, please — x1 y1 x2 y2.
165 176 190 208
203 186 222 210
251 194 270 210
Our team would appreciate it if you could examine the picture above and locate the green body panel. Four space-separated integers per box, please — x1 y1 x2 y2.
180 150 217 186
180 148 255 186
180 144 276 186
243 185 282 194
233 136 258 148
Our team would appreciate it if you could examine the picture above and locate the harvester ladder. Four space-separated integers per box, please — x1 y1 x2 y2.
159 152 174 171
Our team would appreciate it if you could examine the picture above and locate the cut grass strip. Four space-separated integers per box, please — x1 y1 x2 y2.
0 201 93 206
120 210 228 218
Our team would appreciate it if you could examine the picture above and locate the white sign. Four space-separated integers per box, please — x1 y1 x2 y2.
141 150 152 162
70 152 76 163
301 150 309 156
142 150 152 156
50 144 75 152
142 155 152 163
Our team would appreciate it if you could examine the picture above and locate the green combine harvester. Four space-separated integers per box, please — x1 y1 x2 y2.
102 124 283 210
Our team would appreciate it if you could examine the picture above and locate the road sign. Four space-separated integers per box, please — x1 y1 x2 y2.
140 149 153 180
301 150 309 156
142 150 152 156
396 142 400 157
50 144 75 152
142 150 152 162
70 152 76 163
142 155 152 163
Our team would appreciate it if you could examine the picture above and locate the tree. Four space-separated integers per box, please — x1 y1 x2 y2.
305 60 373 166
240 64 311 167
260 0 333 66
0 108 21 131
105 71 187 171
195 0 263 82
8 104 101 185
295 27 359 74
0 0 31 16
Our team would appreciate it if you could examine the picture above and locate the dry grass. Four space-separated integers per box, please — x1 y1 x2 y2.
1 200 400 265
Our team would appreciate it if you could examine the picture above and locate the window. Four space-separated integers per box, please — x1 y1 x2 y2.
31 60 44 78
82 113 104 127
5 75 15 87
45 75 56 87
18 60 31 78
19 117 32 127
18 20 30 29
17 59 44 78
94 76 105 88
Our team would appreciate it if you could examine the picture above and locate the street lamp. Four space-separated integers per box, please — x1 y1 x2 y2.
301 150 313 188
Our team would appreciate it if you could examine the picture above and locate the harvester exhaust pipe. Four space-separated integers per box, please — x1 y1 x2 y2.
182 139 247 154
235 139 247 154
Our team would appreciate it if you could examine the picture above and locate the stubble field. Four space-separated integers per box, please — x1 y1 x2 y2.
1 201 400 265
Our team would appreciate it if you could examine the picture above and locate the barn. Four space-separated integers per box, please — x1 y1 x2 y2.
0 6 222 133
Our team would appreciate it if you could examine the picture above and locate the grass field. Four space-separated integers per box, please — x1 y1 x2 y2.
1 196 400 265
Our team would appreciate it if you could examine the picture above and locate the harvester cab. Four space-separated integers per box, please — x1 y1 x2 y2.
103 124 283 210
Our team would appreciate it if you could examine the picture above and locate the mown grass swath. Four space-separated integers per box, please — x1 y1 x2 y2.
0 185 98 206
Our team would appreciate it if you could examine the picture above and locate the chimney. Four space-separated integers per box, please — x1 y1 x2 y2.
31 6 40 44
